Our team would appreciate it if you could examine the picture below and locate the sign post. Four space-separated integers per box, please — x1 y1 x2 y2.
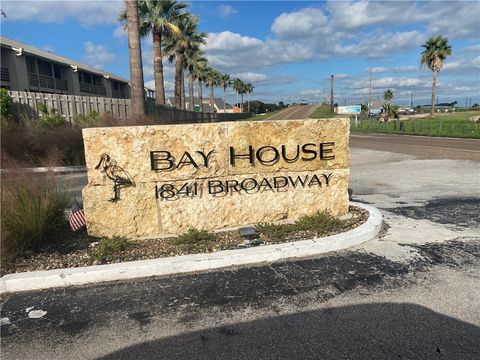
336 105 361 127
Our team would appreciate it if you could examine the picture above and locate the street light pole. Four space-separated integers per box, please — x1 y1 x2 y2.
330 75 334 114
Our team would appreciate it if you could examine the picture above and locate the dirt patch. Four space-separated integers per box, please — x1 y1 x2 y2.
1 206 368 275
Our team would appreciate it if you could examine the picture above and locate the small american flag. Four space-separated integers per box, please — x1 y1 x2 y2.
69 200 86 231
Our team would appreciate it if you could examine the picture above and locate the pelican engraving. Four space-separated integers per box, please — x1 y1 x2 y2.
95 153 135 203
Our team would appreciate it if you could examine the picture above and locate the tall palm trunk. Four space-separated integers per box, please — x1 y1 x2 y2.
174 50 183 108
125 0 145 116
188 67 194 111
430 70 437 117
223 86 227 113
181 72 186 109
152 31 165 105
236 92 239 110
241 93 244 112
209 82 215 112
247 93 250 113
198 79 204 112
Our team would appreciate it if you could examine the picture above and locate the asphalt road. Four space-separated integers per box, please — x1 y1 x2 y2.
267 104 318 120
351 132 480 161
2 132 480 359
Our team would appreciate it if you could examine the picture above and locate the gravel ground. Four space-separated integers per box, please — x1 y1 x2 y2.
1 206 368 275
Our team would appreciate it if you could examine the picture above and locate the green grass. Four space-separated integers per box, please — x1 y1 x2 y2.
309 104 335 119
351 111 480 138
256 211 344 241
242 110 282 121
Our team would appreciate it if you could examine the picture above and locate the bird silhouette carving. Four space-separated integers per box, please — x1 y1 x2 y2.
95 153 135 203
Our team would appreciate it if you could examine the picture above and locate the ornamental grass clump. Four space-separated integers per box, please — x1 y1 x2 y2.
1 170 70 264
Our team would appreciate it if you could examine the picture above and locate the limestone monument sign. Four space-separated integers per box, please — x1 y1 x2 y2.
82 118 350 238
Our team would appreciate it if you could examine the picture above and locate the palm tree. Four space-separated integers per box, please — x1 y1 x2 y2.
245 83 254 113
383 89 393 103
124 0 145 116
185 48 207 111
120 0 188 106
420 35 452 116
165 14 207 109
232 78 244 111
219 73 231 113
238 82 248 112
205 68 220 112
193 59 208 112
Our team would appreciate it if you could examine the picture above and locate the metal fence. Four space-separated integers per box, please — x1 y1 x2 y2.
350 118 480 138
8 91 252 125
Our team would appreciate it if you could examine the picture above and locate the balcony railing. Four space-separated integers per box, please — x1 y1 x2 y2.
28 72 68 92
112 90 127 99
80 82 106 96
1 67 9 82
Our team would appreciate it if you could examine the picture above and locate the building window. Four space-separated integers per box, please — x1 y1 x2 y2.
26 57 37 73
37 60 52 77
92 75 103 86
53 65 62 79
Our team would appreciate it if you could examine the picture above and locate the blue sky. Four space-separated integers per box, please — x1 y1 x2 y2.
1 1 479 106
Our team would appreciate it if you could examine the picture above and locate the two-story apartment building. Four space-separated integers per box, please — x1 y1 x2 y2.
0 36 130 99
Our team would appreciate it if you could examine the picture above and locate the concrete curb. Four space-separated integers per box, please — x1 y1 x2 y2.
0 202 382 294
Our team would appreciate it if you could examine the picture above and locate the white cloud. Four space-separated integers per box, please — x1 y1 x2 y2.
231 72 267 83
442 56 480 73
335 31 424 58
271 7 329 39
392 66 419 73
217 5 238 18
113 25 127 39
205 31 312 70
462 44 480 54
3 0 123 26
368 67 387 74
365 66 419 74
145 79 174 92
83 41 115 68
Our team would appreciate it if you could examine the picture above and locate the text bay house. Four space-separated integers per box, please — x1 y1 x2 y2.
0 36 131 99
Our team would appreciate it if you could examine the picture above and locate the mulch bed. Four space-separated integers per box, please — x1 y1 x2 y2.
1 206 368 275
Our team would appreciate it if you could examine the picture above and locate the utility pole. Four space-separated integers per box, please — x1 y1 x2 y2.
368 67 372 110
330 75 334 114
323 80 326 105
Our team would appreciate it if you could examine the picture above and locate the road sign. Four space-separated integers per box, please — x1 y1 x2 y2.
337 105 361 114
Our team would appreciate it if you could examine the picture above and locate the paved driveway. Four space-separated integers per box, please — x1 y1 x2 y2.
1 134 479 359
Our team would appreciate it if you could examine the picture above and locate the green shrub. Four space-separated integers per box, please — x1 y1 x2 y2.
169 228 215 246
257 211 344 241
90 236 131 261
74 111 100 128
37 103 66 128
0 88 12 118
1 173 70 259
